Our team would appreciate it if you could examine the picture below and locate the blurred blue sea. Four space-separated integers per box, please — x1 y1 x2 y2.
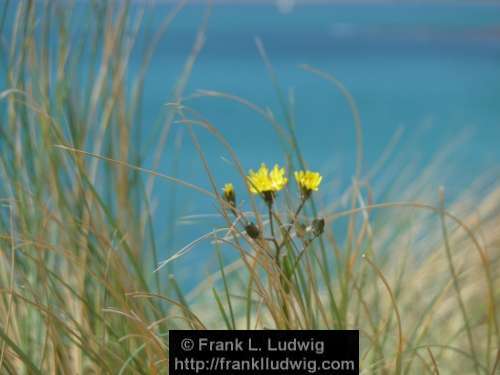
132 2 500 279
5 2 500 281
138 3 500 184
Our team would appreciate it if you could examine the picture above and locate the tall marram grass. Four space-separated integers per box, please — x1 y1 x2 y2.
1 1 499 374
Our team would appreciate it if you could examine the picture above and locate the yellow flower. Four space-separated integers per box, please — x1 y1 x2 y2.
247 163 288 204
269 164 288 191
294 170 322 198
222 183 236 207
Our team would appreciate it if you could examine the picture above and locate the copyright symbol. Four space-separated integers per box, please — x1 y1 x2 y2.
181 338 194 351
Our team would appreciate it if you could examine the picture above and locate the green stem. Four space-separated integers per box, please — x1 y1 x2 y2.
289 233 321 274
267 202 291 328
268 203 281 258
279 197 307 250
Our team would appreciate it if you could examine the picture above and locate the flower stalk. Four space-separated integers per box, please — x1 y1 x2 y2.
221 163 324 328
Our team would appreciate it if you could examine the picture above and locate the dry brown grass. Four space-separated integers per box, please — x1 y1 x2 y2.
0 1 498 374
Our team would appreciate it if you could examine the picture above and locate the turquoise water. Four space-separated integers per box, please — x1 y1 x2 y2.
137 3 500 278
3 2 500 281
141 2 500 186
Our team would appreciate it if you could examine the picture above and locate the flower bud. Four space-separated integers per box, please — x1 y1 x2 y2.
312 218 325 237
222 183 236 208
244 222 260 239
